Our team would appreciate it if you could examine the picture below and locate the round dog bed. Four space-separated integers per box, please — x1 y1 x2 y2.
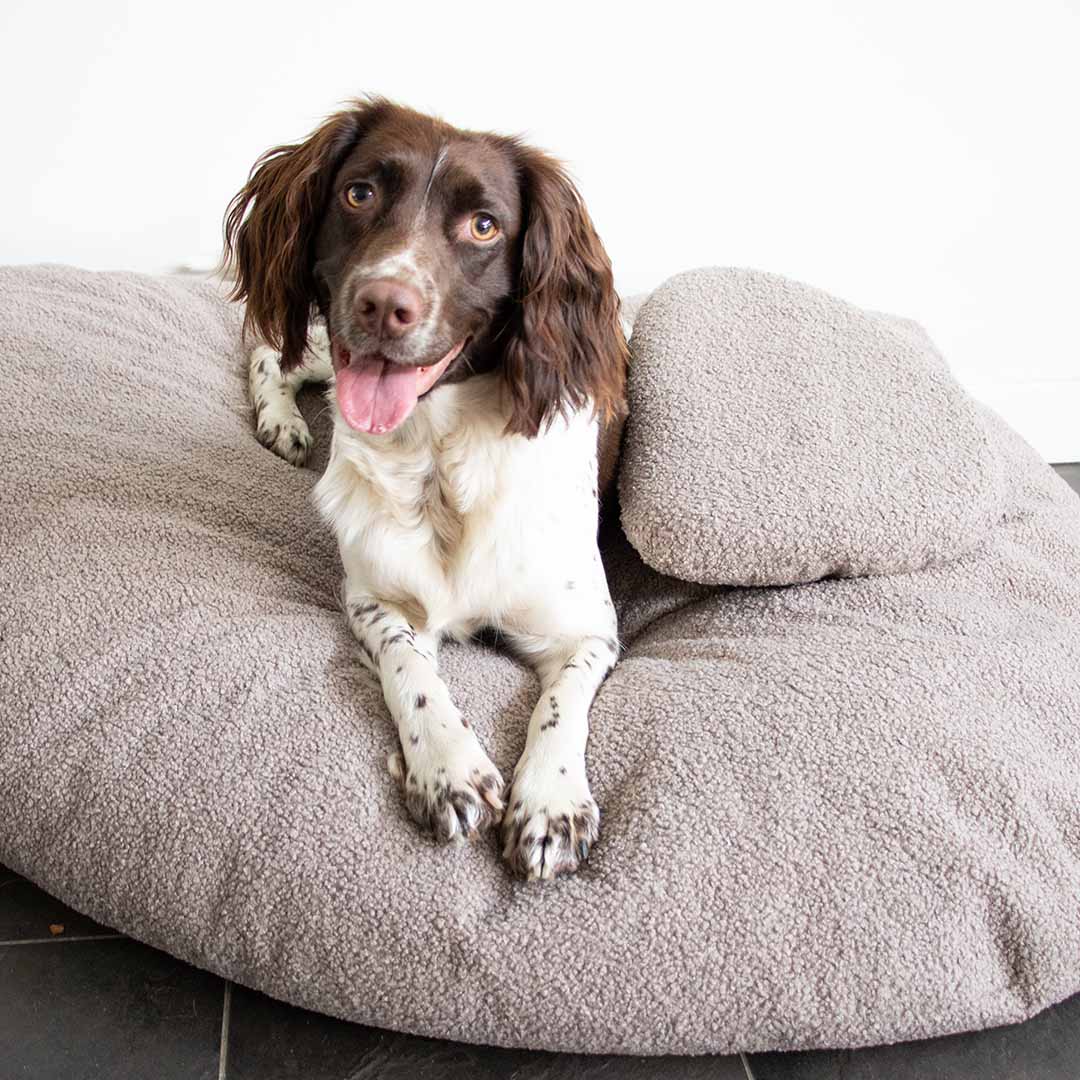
1 264 1078 1056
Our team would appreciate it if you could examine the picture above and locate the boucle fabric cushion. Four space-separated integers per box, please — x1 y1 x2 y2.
619 267 1002 585
2 264 1079 1056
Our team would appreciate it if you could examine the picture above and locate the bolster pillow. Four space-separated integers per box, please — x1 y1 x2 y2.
618 267 1001 586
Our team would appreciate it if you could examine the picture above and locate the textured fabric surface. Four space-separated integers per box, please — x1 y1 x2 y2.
620 267 1002 585
1 264 1079 1056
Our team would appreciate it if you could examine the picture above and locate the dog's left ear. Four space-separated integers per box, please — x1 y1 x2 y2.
501 146 629 437
222 100 382 370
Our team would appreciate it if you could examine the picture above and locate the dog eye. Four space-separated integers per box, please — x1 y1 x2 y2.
469 213 499 241
345 182 376 208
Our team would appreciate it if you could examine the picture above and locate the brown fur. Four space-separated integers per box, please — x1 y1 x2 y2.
223 103 386 369
498 143 628 438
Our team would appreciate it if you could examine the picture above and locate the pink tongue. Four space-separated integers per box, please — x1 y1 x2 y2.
336 358 420 434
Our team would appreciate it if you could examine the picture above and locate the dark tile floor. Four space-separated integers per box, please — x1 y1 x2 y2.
3 863 1078 1080
3 465 1079 1080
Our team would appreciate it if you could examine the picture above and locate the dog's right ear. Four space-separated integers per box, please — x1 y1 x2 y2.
222 100 382 370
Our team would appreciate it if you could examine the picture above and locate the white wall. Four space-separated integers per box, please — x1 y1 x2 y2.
3 0 1078 458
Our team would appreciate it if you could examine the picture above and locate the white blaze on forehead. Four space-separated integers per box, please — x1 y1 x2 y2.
357 143 450 284
423 145 449 205
345 146 452 354
362 249 424 282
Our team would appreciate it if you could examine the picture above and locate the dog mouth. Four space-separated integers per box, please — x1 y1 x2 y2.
331 339 468 435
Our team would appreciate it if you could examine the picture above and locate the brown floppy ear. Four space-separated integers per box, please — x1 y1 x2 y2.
501 146 629 437
222 101 381 370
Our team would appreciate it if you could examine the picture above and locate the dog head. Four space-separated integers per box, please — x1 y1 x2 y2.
224 97 627 436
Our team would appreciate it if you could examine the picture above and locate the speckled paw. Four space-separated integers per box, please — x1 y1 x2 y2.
501 768 599 880
388 741 504 843
255 411 312 466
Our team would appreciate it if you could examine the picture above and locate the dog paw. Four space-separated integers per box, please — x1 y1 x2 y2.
255 409 313 466
501 762 599 880
250 344 313 466
388 732 504 843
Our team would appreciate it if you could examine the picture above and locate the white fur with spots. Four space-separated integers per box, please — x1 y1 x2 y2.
251 330 618 879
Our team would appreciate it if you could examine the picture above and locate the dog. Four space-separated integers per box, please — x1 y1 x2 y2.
223 98 628 880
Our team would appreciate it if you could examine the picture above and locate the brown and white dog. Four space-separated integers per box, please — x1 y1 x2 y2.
224 97 628 879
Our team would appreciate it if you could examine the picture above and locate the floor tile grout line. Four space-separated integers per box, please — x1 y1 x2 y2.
218 980 232 1080
739 1051 757 1080
0 933 127 945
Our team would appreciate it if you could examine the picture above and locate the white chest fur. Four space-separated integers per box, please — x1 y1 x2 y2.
314 374 611 642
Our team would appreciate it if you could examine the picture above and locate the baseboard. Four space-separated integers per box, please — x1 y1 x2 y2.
959 377 1080 465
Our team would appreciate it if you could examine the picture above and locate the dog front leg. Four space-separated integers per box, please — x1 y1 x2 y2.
344 594 504 842
248 321 333 466
501 633 619 880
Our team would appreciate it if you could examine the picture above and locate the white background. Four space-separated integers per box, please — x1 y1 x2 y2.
2 0 1077 458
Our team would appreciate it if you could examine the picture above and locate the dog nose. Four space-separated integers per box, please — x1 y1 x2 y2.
354 279 422 340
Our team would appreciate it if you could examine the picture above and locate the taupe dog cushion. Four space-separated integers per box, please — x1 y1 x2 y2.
2 264 1079 1056
619 267 1001 585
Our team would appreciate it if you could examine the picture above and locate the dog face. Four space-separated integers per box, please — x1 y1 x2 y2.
311 113 523 433
224 98 627 436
